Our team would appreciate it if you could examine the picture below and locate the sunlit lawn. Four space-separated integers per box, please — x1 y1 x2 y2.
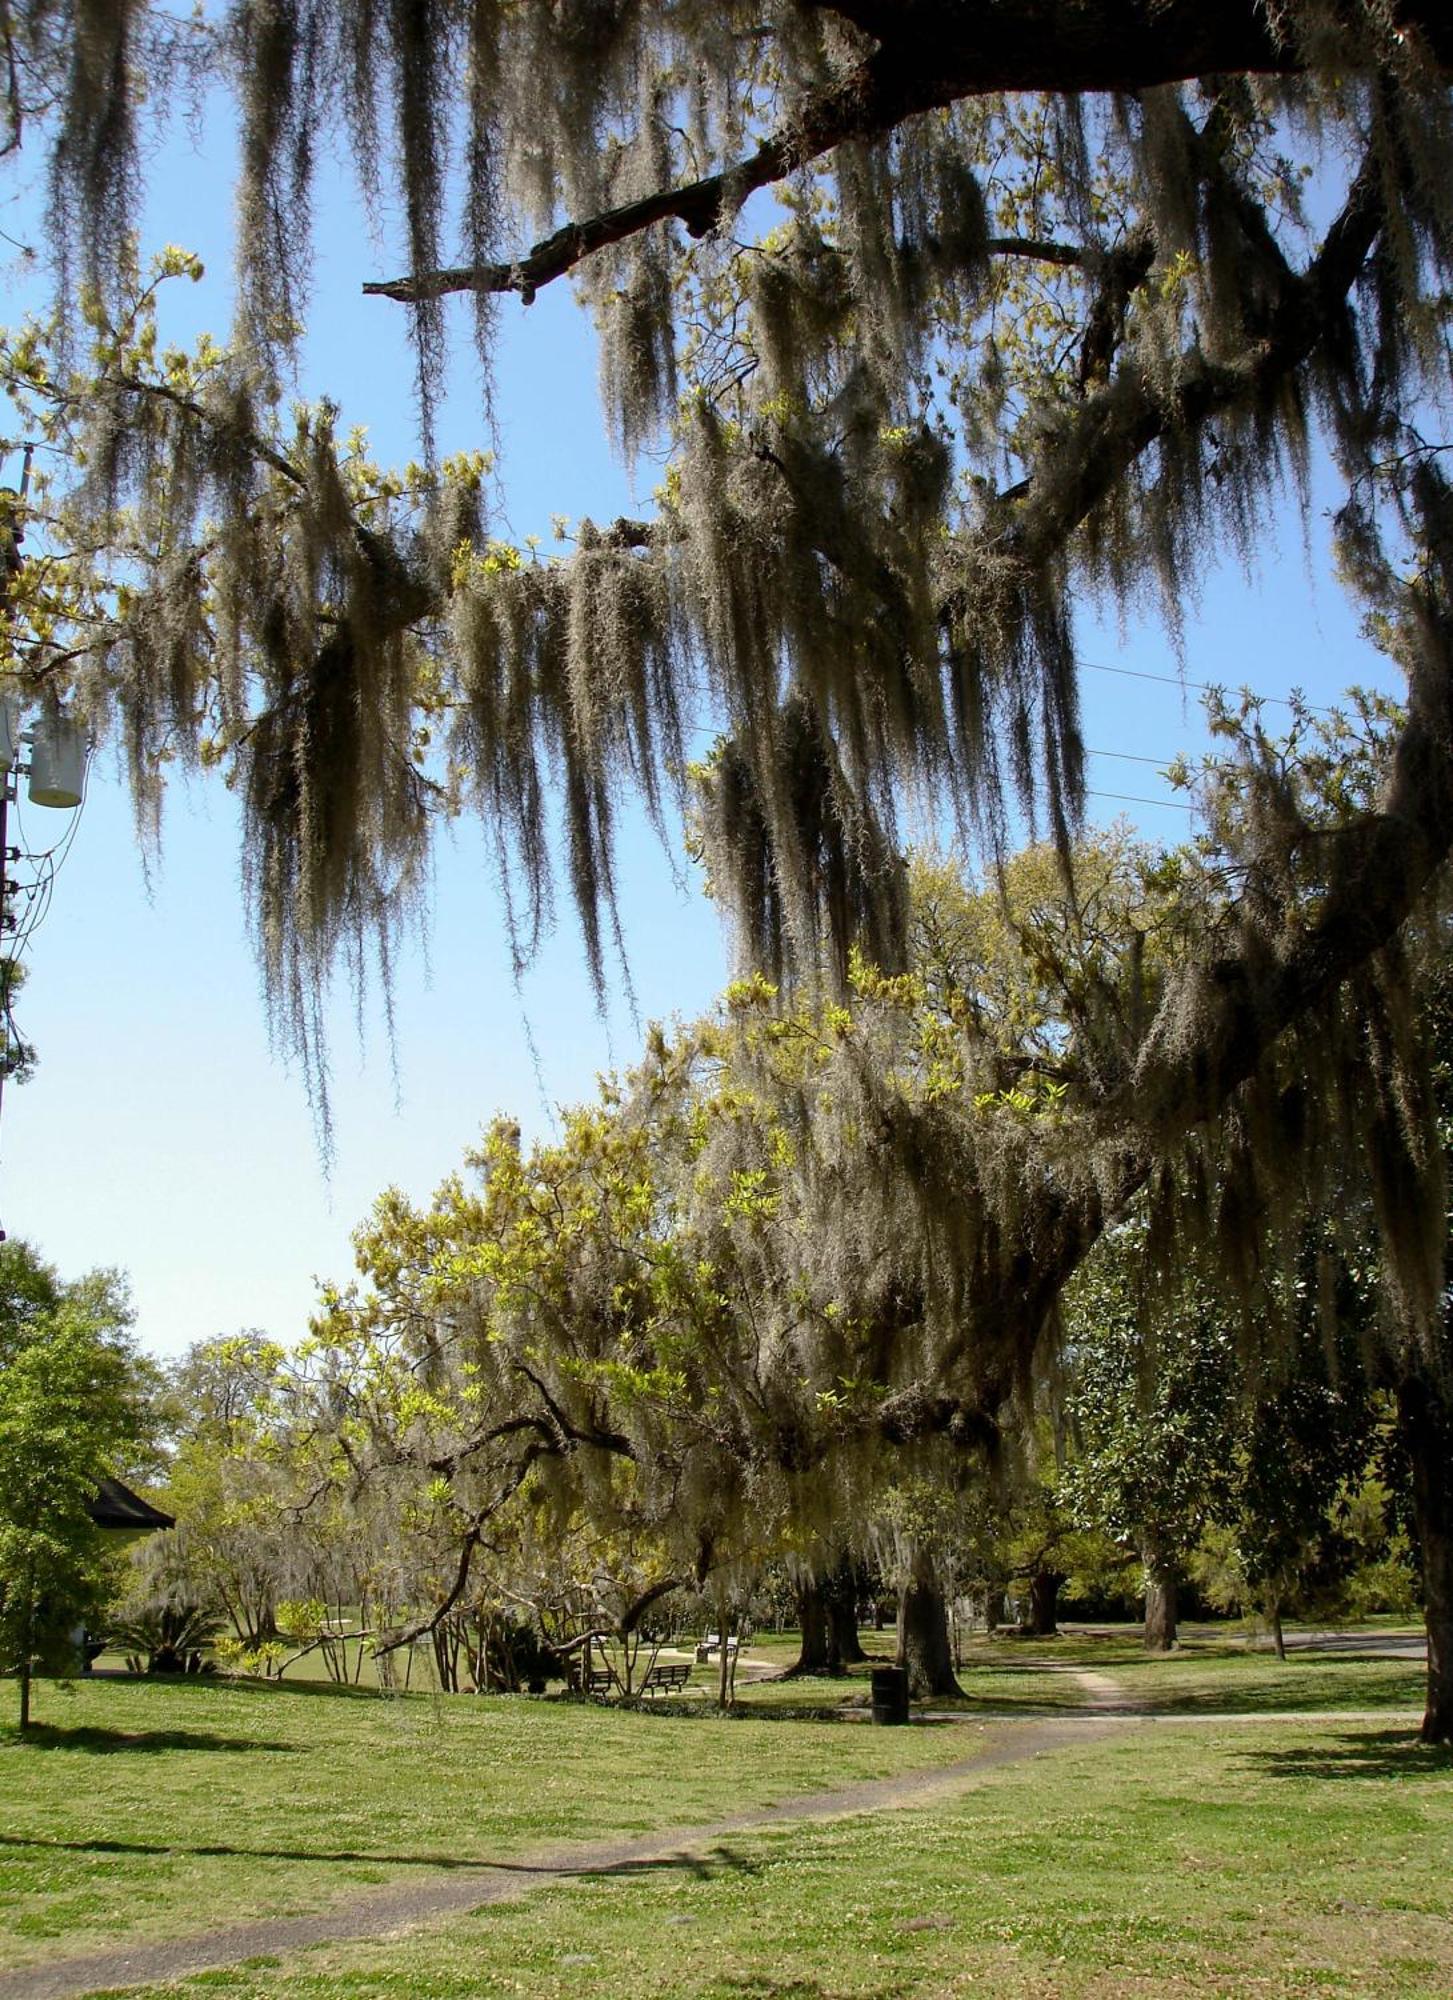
727 1624 1428 1719
1 1626 1433 1995
0 1675 989 1971
935 1627 1429 1716
73 1717 1453 2000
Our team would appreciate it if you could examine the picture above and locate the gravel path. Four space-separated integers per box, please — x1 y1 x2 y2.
0 1716 1115 2000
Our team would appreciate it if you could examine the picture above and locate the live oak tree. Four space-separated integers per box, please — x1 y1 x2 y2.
305 1068 829 1684
302 834 1183 1696
6 3 1453 1731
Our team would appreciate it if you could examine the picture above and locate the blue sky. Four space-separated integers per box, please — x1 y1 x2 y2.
0 102 1392 1358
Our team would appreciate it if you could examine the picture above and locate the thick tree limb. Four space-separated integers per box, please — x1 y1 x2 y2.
1031 174 1376 555
513 1359 635 1459
364 3 1452 309
364 42 970 308
1115 599 1453 1142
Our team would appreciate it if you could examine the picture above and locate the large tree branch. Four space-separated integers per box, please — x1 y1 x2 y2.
1009 169 1380 568
1115 597 1453 1143
365 3 1451 309
363 43 972 307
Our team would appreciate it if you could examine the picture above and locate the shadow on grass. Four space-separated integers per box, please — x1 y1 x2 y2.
1237 1728 1451 1780
1158 1690 1418 1717
596 1695 857 1723
146 1674 386 1702
623 1699 969 1728
0 1725 297 1754
0 1832 761 1883
1111 1669 1425 1717
717 1977 883 1999
84 1670 389 1702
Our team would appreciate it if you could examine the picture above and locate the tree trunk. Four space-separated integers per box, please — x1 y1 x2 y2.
896 1551 963 1699
1268 1599 1286 1661
825 1562 866 1664
785 1574 836 1675
1024 1569 1064 1637
1143 1551 1179 1652
18 1562 34 1731
785 1560 864 1675
1397 1365 1453 1744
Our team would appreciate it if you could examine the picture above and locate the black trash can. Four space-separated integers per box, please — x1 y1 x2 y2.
870 1663 909 1725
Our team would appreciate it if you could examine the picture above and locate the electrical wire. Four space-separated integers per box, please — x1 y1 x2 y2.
1086 788 1194 813
1087 745 1179 767
1078 655 1338 714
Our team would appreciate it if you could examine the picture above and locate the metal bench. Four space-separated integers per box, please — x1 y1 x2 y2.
640 1660 692 1696
694 1632 741 1662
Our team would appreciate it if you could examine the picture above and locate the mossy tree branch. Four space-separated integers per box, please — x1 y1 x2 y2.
362 3 1450 310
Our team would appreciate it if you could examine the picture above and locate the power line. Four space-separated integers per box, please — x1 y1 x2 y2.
1079 656 1336 714
1086 745 1179 768
1086 788 1194 813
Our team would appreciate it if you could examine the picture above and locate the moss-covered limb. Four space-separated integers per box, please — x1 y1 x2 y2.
366 140 1082 310
1107 600 1453 1157
983 159 1381 580
897 538 1453 1416
363 2 1447 308
699 136 1388 937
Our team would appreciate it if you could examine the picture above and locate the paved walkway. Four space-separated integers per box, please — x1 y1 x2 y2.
0 1717 1114 2000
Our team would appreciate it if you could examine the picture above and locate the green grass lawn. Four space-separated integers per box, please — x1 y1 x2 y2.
728 1626 1428 1719
0 1675 988 1972
1077 1645 1427 1713
65 1717 1453 2000
938 1629 1429 1716
2 1634 1437 1998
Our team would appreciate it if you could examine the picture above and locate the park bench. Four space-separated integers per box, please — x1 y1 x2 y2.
584 1666 617 1697
694 1631 741 1662
639 1661 691 1696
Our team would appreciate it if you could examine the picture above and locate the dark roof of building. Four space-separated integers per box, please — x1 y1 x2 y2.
87 1476 174 1532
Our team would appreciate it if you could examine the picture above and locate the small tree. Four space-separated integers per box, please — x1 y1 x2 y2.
0 1244 156 1729
1064 1233 1238 1652
155 1333 295 1650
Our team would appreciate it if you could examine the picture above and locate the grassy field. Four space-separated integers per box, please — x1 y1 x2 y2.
28 1714 1453 2000
938 1629 1430 1715
726 1626 1428 1718
1 1632 1442 1998
0 1675 987 1972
